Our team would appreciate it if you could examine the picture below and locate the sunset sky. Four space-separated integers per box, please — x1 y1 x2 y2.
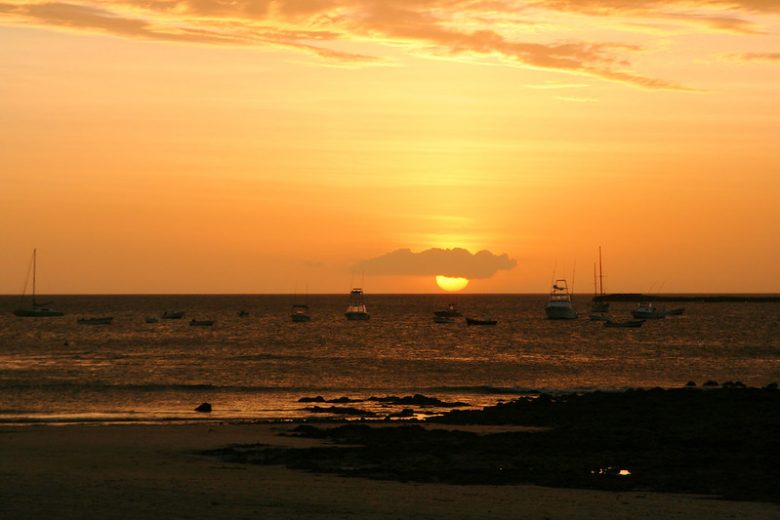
2 1 779 294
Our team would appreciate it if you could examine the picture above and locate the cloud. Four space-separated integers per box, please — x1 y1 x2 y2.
355 248 517 279
730 52 780 62
1 0 777 88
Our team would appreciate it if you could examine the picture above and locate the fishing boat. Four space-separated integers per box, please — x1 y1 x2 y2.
466 317 498 326
588 312 612 321
631 303 667 319
434 303 462 318
433 316 457 324
604 319 645 328
590 246 609 313
291 304 312 322
545 279 578 320
161 310 185 320
145 316 160 324
13 249 64 317
665 307 685 316
190 319 215 327
77 317 113 325
345 288 370 320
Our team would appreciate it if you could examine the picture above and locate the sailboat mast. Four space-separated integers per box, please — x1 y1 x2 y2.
32 248 37 302
593 263 598 298
598 246 604 296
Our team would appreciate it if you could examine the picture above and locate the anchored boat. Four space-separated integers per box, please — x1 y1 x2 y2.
345 288 370 320
545 279 578 320
13 249 64 317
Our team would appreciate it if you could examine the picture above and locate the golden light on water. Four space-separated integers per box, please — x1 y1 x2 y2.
435 275 469 292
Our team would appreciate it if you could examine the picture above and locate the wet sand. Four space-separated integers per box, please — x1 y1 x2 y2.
1 422 778 519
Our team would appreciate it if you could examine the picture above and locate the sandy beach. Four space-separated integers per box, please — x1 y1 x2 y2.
1 422 778 519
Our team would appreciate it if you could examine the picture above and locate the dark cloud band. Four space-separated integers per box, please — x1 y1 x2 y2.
355 248 517 279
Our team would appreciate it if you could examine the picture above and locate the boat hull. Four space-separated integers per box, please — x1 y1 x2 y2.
631 309 666 319
14 308 64 317
291 314 311 322
78 317 113 325
345 312 370 320
545 305 578 320
433 316 456 324
466 318 498 326
605 319 645 328
190 320 215 326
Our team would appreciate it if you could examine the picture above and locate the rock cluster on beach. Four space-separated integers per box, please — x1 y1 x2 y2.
205 385 780 503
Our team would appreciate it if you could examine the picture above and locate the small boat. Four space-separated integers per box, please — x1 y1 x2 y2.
588 312 612 321
190 319 215 327
13 249 64 317
433 316 456 324
545 279 578 320
434 303 462 318
345 288 370 320
291 304 311 322
631 303 666 319
604 319 645 328
238 310 249 317
466 317 498 326
161 310 185 320
77 317 113 325
145 316 160 324
665 307 685 316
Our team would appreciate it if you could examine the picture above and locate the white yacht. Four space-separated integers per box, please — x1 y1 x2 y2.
545 279 578 320
345 288 370 320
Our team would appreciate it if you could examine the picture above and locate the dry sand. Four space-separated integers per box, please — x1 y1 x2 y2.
0 422 777 519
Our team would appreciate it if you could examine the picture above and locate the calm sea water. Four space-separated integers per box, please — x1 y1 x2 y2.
0 295 778 424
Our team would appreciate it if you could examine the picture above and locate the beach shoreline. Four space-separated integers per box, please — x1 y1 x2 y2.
2 389 779 519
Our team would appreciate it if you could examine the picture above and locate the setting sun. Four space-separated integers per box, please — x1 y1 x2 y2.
435 275 469 292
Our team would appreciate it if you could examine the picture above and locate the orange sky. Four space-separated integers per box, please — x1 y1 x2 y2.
1 1 779 294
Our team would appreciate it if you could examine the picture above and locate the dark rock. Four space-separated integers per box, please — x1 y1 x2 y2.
304 406 375 417
368 394 469 407
764 382 778 391
298 396 326 403
684 381 696 387
702 380 719 387
195 402 212 413
330 396 363 403
205 386 780 502
388 408 415 419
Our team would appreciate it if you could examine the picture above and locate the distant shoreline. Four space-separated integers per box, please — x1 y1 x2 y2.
596 294 780 303
1 292 779 298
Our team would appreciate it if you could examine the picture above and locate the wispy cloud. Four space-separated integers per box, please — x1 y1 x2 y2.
729 52 780 62
1 0 777 87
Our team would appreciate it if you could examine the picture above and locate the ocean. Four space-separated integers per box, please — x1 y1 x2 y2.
1 295 778 424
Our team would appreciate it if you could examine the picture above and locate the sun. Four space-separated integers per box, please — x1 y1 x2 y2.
435 275 469 292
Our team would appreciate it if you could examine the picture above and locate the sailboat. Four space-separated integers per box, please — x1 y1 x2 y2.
14 249 64 317
590 246 609 314
545 279 578 320
345 288 370 320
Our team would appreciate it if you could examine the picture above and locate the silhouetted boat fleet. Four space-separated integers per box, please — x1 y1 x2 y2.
11 282 688 328
12 249 686 327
